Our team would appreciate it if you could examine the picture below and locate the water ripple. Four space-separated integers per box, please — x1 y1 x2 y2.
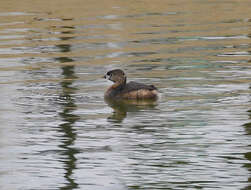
0 0 251 189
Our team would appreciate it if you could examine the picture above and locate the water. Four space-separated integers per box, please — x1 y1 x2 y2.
0 0 251 189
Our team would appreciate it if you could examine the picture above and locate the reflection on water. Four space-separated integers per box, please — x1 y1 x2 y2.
105 98 158 123
0 0 251 189
57 42 79 189
58 66 79 190
242 86 251 190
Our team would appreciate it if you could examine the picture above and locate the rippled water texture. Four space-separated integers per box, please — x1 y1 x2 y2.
0 0 251 189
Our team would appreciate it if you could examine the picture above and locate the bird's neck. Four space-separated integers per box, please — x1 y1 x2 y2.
111 77 126 90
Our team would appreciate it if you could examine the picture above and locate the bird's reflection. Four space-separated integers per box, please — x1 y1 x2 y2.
105 98 158 123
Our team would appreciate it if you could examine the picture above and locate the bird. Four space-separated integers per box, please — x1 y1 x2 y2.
104 69 158 100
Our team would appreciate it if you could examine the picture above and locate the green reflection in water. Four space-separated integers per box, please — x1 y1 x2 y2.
56 33 79 189
58 64 79 190
243 109 251 190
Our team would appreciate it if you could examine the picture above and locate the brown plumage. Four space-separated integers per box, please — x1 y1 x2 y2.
104 69 158 100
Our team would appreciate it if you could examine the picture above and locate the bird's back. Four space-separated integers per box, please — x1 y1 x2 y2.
120 81 158 99
122 81 157 93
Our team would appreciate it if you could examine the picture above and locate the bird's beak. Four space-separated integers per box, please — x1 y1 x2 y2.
103 74 107 79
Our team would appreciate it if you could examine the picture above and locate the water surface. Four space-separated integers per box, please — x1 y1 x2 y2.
0 0 251 189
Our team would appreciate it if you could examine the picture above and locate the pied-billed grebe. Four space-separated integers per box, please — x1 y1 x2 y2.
104 69 158 99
